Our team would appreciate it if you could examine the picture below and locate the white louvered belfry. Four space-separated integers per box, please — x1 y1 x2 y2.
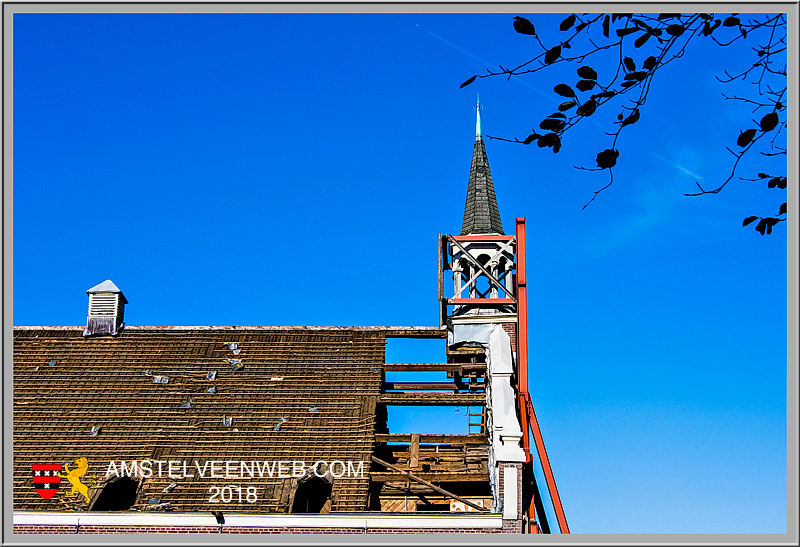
83 279 127 336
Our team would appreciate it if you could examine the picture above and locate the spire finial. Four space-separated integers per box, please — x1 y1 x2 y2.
475 94 482 137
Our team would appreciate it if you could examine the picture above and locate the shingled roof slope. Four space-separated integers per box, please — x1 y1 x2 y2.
460 135 503 235
13 327 385 513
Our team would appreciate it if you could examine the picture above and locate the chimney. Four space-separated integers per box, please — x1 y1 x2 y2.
83 279 127 336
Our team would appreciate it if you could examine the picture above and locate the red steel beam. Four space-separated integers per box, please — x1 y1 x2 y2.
524 392 570 534
516 218 529 395
448 298 515 305
452 234 515 242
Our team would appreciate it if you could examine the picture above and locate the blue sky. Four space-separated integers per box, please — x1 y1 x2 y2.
12 13 787 534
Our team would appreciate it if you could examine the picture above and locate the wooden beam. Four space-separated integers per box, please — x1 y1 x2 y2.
383 327 447 339
409 434 420 469
382 363 485 372
384 382 460 391
371 456 489 512
375 434 489 445
379 393 485 406
371 472 490 483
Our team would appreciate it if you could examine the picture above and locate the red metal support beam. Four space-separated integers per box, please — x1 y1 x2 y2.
452 234 515 242
516 218 569 534
516 218 529 395
448 298 515 305
524 392 570 534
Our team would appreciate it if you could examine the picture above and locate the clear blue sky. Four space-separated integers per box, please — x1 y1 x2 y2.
12 13 786 534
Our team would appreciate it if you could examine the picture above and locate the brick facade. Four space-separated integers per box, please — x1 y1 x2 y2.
502 322 517 353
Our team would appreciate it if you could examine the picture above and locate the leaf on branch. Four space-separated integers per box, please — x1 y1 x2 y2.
623 56 636 71
544 45 562 64
634 32 652 48
460 75 478 88
576 79 597 91
560 14 576 31
723 16 740 26
643 56 658 70
768 177 787 189
602 15 610 37
591 90 616 99
596 148 619 169
760 112 779 132
523 133 540 145
621 108 640 126
778 203 787 215
658 13 678 20
549 112 567 119
575 22 589 32
620 80 637 88
765 217 779 235
699 13 713 19
577 66 598 80
742 216 759 226
666 24 685 37
554 83 576 97
755 218 767 235
616 27 639 37
758 173 770 178
576 99 597 116
513 16 537 35
558 101 577 111
539 118 566 131
737 128 757 147
537 132 561 152
623 71 647 81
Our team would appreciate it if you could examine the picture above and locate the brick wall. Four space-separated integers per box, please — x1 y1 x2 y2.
501 323 517 353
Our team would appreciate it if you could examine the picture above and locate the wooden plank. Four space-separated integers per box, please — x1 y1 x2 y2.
383 327 447 339
383 363 485 372
379 392 485 406
371 456 488 512
374 472 491 484
375 433 488 445
409 434 420 469
384 382 459 391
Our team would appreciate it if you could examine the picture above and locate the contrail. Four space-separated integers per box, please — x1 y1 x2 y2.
416 23 556 103
649 152 704 181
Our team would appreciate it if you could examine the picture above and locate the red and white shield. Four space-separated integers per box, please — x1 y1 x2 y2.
32 464 62 499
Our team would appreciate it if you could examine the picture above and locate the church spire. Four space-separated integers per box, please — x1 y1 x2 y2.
461 97 504 235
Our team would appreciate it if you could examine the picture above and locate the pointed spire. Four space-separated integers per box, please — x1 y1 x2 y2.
461 99 504 235
475 93 482 137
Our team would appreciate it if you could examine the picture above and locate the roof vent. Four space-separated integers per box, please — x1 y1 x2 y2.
83 279 128 337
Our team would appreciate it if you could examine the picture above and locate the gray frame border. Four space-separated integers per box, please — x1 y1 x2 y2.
3 2 797 546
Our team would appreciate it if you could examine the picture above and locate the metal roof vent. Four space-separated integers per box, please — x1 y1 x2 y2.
83 279 128 337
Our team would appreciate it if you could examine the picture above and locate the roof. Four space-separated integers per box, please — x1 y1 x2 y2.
12 326 387 513
460 135 504 236
86 280 123 294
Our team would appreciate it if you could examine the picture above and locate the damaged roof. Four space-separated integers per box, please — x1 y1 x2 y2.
12 326 387 513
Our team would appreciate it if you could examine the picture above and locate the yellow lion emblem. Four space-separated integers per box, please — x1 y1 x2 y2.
58 457 97 504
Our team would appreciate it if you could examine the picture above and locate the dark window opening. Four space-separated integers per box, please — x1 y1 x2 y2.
90 477 140 511
291 476 332 513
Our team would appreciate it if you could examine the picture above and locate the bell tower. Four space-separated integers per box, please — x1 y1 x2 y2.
437 99 570 534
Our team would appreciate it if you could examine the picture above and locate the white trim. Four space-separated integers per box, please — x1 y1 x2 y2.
502 467 518 520
13 511 504 530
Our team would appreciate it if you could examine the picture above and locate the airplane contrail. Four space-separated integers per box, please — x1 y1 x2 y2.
649 152 704 181
416 23 557 103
